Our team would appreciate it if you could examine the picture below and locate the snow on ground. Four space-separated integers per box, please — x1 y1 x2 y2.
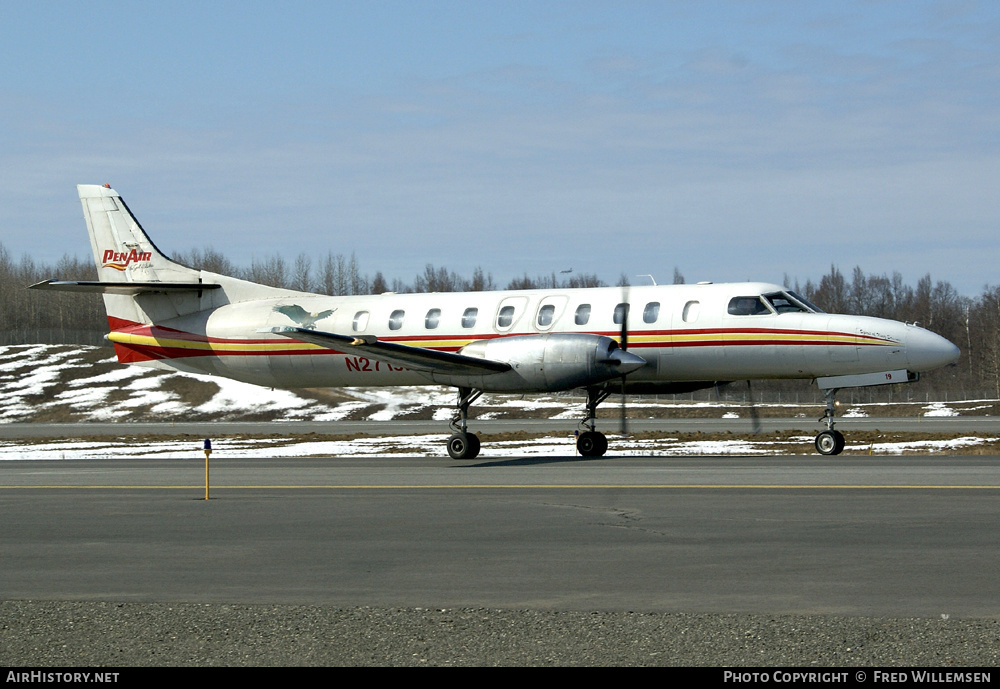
2 344 992 425
922 402 960 417
0 345 347 422
859 436 991 454
0 345 590 423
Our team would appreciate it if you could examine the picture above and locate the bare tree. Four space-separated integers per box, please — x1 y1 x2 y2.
291 253 313 292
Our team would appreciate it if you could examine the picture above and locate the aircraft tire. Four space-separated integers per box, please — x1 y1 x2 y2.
447 432 480 460
578 431 608 458
815 430 845 456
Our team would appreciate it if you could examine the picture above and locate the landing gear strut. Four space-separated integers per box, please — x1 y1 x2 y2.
815 387 846 455
577 386 610 457
447 387 482 460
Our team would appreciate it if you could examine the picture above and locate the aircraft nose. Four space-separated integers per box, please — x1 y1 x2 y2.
906 326 961 371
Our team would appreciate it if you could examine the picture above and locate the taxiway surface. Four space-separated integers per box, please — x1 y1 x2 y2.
3 454 999 617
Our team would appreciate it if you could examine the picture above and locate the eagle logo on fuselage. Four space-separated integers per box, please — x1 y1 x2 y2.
273 304 336 330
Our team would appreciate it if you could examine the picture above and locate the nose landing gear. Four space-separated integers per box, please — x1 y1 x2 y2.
815 388 845 455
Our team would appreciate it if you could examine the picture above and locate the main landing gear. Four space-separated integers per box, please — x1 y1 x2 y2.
444 386 615 460
815 387 846 455
577 387 611 458
447 387 482 460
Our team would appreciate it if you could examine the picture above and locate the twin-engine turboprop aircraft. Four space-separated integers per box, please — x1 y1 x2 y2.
32 184 961 458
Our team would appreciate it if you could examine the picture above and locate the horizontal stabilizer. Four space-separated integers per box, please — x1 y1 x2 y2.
264 326 512 375
29 280 222 295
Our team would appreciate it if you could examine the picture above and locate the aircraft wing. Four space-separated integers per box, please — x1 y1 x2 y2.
264 326 512 375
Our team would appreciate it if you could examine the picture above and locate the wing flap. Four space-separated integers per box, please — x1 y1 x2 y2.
265 326 512 375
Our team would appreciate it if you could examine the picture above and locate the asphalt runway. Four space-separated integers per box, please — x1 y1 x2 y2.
3 454 999 617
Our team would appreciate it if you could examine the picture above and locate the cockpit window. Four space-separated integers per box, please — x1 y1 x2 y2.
727 296 772 316
762 291 823 314
787 291 824 313
762 293 801 314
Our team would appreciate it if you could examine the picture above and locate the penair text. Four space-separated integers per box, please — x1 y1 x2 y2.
101 248 151 270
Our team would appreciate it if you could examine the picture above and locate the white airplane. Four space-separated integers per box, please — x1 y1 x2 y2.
32 184 961 459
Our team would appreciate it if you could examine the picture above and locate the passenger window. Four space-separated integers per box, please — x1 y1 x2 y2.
727 297 771 316
575 304 591 326
537 304 555 327
497 305 515 328
462 308 478 328
388 309 405 330
613 303 629 325
682 301 700 323
352 311 369 332
643 302 660 324
425 308 441 329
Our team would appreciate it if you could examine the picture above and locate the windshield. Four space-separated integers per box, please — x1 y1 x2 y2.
763 291 824 314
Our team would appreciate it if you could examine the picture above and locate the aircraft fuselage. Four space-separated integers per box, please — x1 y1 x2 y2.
105 281 958 394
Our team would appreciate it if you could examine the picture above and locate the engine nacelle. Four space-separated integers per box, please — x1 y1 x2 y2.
431 333 646 392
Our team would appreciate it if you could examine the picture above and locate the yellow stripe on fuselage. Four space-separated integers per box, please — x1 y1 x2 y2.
106 332 320 353
107 329 892 356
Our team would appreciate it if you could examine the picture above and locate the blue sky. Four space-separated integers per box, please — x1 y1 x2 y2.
2 1 998 295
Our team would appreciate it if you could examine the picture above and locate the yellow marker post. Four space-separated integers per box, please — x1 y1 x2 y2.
203 438 212 500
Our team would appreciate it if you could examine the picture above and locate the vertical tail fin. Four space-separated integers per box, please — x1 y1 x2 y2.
78 184 200 284
75 184 211 327
33 185 292 333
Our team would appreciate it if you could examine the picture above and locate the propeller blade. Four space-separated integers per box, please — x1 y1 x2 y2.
619 284 630 435
746 380 762 435
619 375 628 435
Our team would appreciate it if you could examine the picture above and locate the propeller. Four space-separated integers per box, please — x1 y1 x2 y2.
714 380 762 435
745 380 762 435
618 284 630 436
